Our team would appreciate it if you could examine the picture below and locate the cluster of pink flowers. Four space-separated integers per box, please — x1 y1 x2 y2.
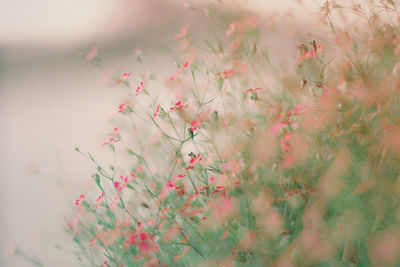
74 194 85 207
165 59 194 84
153 104 160 119
296 44 325 64
102 128 120 146
116 71 132 85
135 81 144 96
170 98 188 112
114 175 130 193
186 154 202 170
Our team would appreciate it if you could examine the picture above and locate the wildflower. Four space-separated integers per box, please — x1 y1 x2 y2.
153 104 160 118
85 46 98 62
186 153 202 169
245 87 263 94
190 118 202 131
223 69 234 78
212 185 224 194
175 24 190 40
103 128 120 146
166 59 193 84
109 195 120 210
136 81 144 96
70 212 81 228
170 98 188 112
93 192 104 210
116 71 132 85
6 243 17 256
226 22 237 37
221 160 233 171
118 104 126 113
74 194 85 207
114 175 129 193
296 43 325 65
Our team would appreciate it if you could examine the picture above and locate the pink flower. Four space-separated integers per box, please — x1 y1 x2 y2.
190 118 202 131
269 121 286 135
153 104 160 118
114 175 128 193
212 186 224 194
186 154 202 170
116 71 132 85
136 81 144 96
170 98 188 112
121 72 132 79
221 160 233 170
226 22 237 37
85 46 98 62
93 192 104 210
175 24 190 40
118 104 126 113
223 69 234 78
70 212 81 228
74 194 85 207
245 87 263 94
6 243 17 256
103 128 121 146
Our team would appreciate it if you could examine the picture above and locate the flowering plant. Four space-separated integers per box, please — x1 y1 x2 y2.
14 1 400 266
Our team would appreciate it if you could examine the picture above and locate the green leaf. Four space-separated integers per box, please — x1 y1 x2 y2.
218 76 224 91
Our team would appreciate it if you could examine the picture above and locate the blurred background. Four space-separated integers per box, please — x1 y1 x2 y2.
0 0 319 265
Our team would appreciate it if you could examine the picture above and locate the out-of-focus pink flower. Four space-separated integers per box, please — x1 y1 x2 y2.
6 243 16 256
103 128 121 146
296 44 325 65
226 22 237 37
269 122 286 135
221 160 233 171
245 88 263 94
175 24 190 40
190 118 202 131
70 212 81 228
223 69 234 78
165 58 193 84
118 104 126 113
85 46 98 62
116 71 132 85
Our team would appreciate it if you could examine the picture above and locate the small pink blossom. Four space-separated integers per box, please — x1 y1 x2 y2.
85 46 98 62
223 69 234 78
212 186 224 194
170 98 188 112
221 160 233 171
118 104 126 113
153 104 160 118
269 122 286 135
226 22 237 37
190 118 202 131
74 194 85 207
116 71 132 85
93 192 104 210
103 128 121 146
136 81 144 96
296 44 325 65
175 24 190 40
186 154 202 170
70 212 81 228
6 242 16 256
